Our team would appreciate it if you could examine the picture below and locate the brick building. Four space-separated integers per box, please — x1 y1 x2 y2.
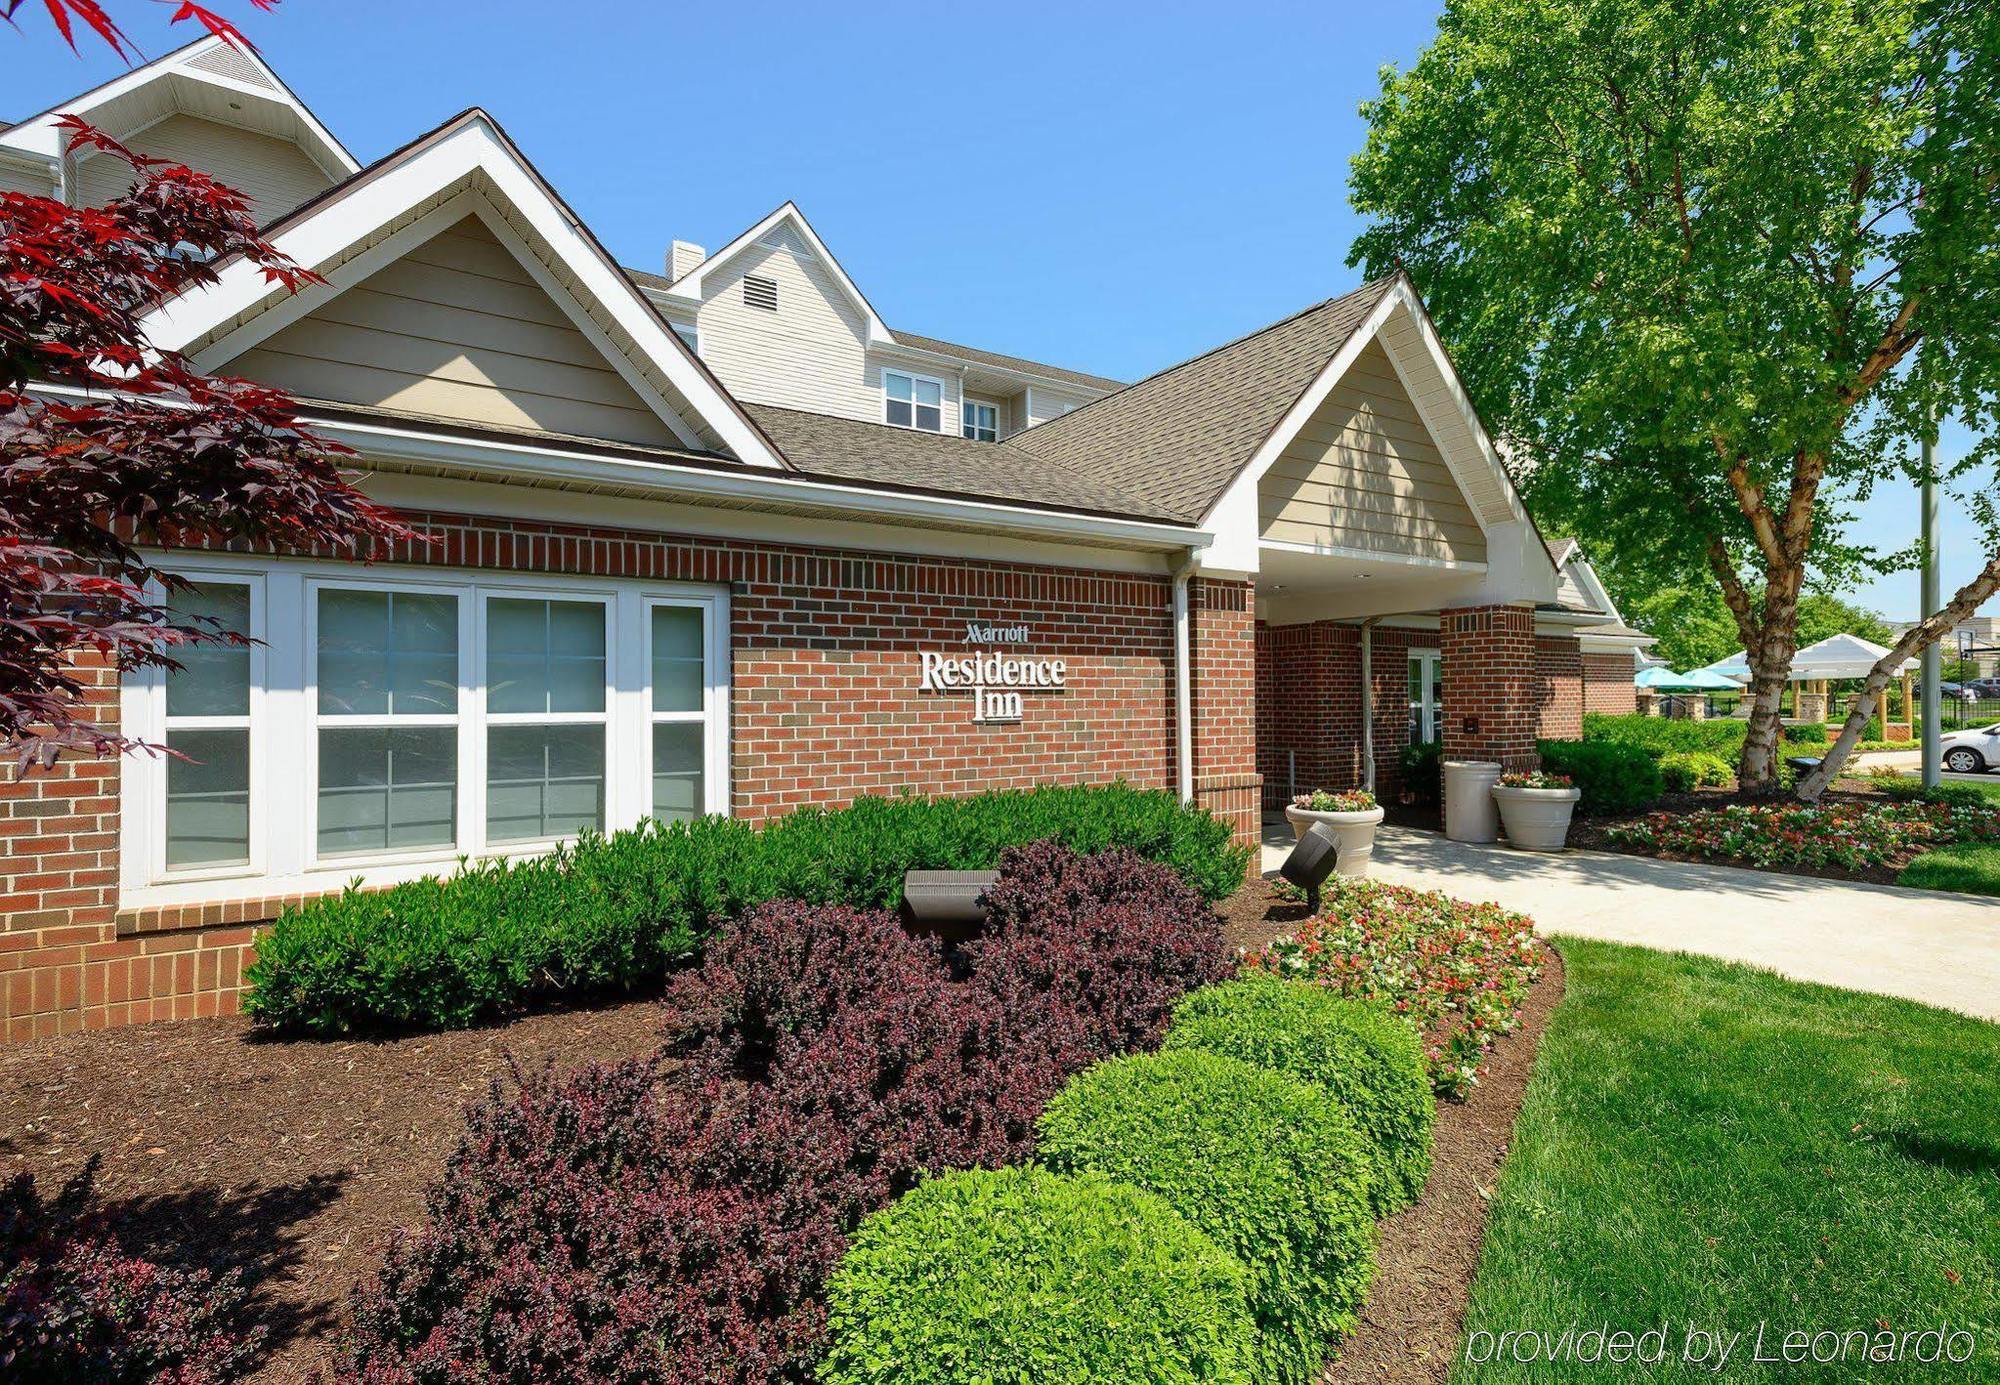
0 40 1648 1038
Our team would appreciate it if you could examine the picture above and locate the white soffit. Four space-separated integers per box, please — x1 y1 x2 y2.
141 112 789 469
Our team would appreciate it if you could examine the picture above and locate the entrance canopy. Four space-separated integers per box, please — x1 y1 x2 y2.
1699 633 1914 683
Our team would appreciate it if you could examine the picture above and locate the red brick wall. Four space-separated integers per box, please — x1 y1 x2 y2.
1440 604 1541 769
1189 579 1261 862
1255 621 1432 806
1583 651 1639 715
2 507 1238 1040
1535 635 1585 740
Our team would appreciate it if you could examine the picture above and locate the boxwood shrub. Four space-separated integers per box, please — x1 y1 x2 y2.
1536 738 1664 814
1037 1050 1376 1385
246 783 1249 1036
1581 712 1829 759
1658 750 1736 792
821 1166 1255 1385
1163 975 1433 1214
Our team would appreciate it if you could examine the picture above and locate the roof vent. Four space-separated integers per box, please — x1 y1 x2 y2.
742 275 778 312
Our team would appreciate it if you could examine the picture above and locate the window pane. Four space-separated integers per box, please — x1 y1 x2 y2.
652 722 704 824
887 373 913 401
885 398 913 428
915 379 942 407
317 727 456 857
915 404 941 431
165 583 250 718
487 725 605 843
391 593 459 714
486 598 605 714
652 606 705 712
165 728 249 867
963 401 976 428
318 589 390 715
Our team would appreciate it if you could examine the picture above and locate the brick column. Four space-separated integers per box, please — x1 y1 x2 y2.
1189 578 1262 869
1440 603 1540 770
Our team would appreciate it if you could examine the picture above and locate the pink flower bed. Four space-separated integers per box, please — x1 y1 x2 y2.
1605 801 2000 872
1244 880 1545 1097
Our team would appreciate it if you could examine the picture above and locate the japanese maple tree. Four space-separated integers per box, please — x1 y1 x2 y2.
0 121 412 766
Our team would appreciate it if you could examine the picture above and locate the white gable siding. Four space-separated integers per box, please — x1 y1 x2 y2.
72 114 332 223
0 161 51 197
694 225 880 420
1257 341 1487 563
229 215 680 447
1025 383 1095 426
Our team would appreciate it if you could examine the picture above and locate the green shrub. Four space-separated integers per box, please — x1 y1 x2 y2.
1537 739 1664 814
1164 975 1434 1214
1783 721 1832 744
1657 750 1735 793
1399 740 1442 806
1038 1050 1376 1385
821 1165 1256 1385
1871 772 1996 809
246 784 1250 1036
1581 713 1827 759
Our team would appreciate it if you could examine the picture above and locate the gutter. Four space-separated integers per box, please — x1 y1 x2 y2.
1172 550 1198 804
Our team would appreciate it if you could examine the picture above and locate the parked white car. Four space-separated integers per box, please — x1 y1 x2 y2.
1939 724 2000 774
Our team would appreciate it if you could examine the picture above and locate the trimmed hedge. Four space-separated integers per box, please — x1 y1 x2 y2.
821 1167 1256 1385
1581 713 1830 759
1536 739 1664 814
1658 750 1735 792
246 784 1249 1036
1164 976 1434 1214
1038 1051 1376 1385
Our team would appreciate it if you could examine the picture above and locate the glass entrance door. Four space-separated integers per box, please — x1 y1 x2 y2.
1408 650 1443 745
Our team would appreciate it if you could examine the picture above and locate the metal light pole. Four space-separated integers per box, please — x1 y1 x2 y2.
1921 425 1941 789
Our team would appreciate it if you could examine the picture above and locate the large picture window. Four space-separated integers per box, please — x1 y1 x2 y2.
123 562 729 908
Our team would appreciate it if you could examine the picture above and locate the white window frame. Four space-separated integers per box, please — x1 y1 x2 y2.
881 367 949 433
962 397 1000 442
120 554 730 911
1408 648 1443 745
304 575 470 870
140 569 268 886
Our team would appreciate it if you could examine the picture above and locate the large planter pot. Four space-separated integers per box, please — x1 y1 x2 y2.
1491 785 1582 851
1284 804 1387 877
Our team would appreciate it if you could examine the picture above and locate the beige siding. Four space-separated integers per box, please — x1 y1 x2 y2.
1257 340 1487 563
72 114 332 223
1025 382 1094 425
0 160 52 196
695 225 879 420
230 215 680 447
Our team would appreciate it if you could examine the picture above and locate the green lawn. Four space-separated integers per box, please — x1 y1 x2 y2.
1456 941 1999 1381
1900 842 2000 896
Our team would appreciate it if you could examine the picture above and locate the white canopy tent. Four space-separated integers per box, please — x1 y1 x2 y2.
1699 634 1914 683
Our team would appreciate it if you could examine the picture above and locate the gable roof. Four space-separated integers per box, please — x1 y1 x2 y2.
1007 278 1397 522
741 404 1180 521
141 107 787 469
657 201 891 345
0 35 356 183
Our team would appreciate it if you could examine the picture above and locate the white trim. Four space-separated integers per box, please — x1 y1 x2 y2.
662 202 893 346
139 113 789 469
961 395 1001 443
880 365 950 433
118 554 731 912
1257 536 1488 575
873 339 1118 401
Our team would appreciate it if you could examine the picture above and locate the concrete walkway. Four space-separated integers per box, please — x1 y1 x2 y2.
1262 823 2000 1021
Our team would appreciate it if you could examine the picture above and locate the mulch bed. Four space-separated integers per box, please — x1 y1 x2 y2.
1219 876 1565 1384
5 879 1563 1385
0 998 666 1383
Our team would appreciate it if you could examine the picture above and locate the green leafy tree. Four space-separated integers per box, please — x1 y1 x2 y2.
1349 0 2000 794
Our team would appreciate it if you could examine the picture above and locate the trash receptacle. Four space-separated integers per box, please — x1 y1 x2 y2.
1444 760 1503 843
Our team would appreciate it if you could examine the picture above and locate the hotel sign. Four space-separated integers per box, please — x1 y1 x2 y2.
919 622 1066 723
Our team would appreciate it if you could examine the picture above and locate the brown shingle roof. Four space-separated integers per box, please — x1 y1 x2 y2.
740 403 1185 522
1008 277 1398 522
890 332 1123 392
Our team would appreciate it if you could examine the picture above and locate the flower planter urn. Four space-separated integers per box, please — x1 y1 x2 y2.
1284 802 1387 877
1490 783 1581 851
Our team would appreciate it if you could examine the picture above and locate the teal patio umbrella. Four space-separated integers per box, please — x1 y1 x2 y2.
1677 667 1746 692
1635 665 1699 692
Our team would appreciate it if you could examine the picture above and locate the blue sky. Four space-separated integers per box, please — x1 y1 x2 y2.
4 0 1987 620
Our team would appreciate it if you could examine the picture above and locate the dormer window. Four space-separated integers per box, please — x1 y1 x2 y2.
883 369 944 432
962 399 999 443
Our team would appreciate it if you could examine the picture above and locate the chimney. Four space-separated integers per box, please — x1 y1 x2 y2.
669 240 706 282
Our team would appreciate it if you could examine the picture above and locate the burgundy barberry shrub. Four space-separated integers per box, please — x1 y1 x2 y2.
966 841 1234 1061
1 1168 260 1385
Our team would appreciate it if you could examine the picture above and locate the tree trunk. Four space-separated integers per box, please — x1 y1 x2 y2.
1797 551 2000 800
1738 576 1804 793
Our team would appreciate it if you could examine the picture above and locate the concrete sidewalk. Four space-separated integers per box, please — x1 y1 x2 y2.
1262 824 2000 1021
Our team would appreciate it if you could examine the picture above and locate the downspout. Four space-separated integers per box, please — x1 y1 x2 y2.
1172 550 1198 804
